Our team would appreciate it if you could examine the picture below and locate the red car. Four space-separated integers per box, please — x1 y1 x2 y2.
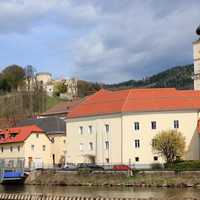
112 165 131 171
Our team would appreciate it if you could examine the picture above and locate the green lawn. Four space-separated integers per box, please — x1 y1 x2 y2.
46 96 65 110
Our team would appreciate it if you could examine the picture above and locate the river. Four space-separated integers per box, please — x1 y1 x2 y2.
0 185 200 199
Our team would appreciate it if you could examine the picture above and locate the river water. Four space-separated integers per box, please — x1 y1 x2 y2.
0 185 200 199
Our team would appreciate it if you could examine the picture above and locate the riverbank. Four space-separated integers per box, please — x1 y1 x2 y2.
25 170 200 188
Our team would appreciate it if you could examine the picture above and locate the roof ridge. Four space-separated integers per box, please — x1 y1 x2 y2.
121 89 132 112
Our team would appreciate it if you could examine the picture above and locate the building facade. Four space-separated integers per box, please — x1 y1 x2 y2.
66 89 200 167
16 117 67 166
0 125 53 169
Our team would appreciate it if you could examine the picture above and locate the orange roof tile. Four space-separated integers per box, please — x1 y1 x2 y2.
68 88 200 118
0 125 43 144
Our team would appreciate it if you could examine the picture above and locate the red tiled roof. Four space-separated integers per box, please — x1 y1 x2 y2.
0 125 43 144
67 88 200 118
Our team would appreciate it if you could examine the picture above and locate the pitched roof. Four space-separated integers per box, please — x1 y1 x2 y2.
40 99 84 116
16 117 66 135
0 125 43 144
67 88 200 118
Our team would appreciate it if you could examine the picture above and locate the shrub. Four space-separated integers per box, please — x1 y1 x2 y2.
165 160 200 171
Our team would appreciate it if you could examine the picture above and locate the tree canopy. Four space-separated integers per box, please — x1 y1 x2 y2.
1 65 25 91
152 130 186 163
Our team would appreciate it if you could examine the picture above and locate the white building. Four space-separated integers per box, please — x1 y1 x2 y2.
66 88 200 167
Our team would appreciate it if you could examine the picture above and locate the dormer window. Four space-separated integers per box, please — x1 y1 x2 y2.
10 133 17 138
0 134 5 140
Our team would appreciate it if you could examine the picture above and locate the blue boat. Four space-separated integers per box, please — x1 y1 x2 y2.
0 158 26 184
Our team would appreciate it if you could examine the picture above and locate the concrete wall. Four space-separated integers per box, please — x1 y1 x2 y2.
66 110 200 165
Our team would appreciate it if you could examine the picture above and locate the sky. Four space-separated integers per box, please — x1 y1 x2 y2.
0 0 200 83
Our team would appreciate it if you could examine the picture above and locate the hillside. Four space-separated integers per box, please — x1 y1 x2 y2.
105 64 194 90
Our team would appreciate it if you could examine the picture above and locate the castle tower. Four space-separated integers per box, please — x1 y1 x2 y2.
193 25 200 90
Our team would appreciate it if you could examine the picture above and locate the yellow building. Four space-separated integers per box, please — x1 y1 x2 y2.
66 88 200 168
0 125 53 169
16 117 67 167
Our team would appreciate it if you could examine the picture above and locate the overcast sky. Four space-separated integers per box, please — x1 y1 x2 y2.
0 0 199 83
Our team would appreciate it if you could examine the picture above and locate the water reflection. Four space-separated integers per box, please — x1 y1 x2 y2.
0 185 200 199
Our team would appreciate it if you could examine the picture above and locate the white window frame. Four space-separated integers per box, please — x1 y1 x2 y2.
134 139 140 148
79 126 83 135
105 124 110 133
88 125 92 134
42 145 46 151
135 157 139 162
89 142 93 151
174 120 179 129
134 122 140 131
151 121 157 130
31 144 35 151
105 141 109 150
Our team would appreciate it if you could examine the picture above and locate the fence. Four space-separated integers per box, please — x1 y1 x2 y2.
0 193 148 200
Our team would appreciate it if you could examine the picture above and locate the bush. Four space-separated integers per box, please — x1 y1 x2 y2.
165 160 200 171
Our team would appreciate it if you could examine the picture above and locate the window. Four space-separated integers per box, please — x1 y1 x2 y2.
152 139 157 148
174 120 179 129
31 145 35 151
36 133 39 138
79 126 83 135
17 146 20 152
106 158 109 163
63 139 66 144
151 121 157 130
105 124 110 133
135 157 139 162
10 146 13 152
80 143 84 151
10 133 17 138
89 142 93 151
88 125 92 134
1 147 3 153
105 141 109 150
134 122 140 131
42 145 46 151
154 156 158 161
134 140 140 148
0 134 5 140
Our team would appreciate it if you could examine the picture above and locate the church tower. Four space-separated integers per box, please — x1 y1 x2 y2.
193 25 200 90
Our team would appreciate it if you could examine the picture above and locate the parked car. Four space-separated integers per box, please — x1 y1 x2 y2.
112 165 131 171
62 163 77 171
77 163 104 171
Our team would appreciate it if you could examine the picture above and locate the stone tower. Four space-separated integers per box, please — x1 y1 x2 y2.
193 25 200 90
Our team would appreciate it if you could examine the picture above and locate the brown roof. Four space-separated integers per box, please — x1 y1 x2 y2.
40 99 84 116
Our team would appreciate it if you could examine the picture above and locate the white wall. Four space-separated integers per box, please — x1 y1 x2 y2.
66 110 200 165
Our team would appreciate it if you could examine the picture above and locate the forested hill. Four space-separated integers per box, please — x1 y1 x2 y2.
105 64 194 90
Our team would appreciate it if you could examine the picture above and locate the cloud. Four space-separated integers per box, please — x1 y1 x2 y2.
71 0 200 83
0 0 199 83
